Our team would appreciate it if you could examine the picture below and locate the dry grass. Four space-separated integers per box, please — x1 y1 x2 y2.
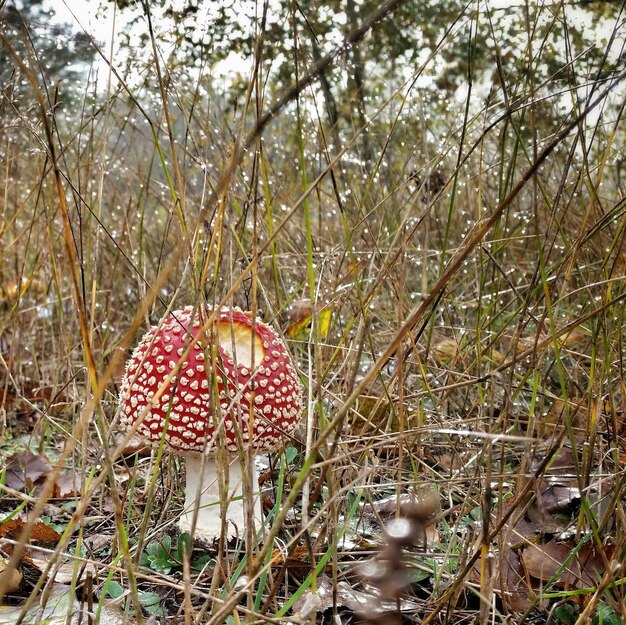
1 1 626 624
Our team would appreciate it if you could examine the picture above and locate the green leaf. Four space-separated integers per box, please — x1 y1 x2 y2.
159 534 172 553
146 542 159 557
192 554 213 573
151 555 173 574
285 446 298 464
139 591 161 607
139 591 165 616
554 603 578 625
177 532 192 560
408 568 432 583
106 581 124 600
593 602 626 625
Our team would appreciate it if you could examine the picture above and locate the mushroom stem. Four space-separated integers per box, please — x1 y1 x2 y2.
180 454 263 540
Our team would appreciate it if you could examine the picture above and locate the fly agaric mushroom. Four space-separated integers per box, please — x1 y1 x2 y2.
118 305 303 540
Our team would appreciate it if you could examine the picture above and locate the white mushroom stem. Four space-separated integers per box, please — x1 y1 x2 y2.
179 454 263 541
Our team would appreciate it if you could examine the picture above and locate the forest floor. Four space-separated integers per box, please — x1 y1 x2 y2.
2 2 626 624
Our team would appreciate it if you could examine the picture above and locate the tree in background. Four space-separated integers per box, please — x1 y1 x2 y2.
105 0 624 131
0 0 97 292
0 0 95 120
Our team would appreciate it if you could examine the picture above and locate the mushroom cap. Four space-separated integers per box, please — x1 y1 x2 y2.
119 306 303 454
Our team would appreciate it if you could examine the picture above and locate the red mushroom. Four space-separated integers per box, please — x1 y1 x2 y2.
118 305 303 540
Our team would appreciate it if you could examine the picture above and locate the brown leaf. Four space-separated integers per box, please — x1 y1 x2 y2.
4 450 53 491
0 516 62 543
540 397 592 438
470 547 532 613
360 493 417 518
53 475 81 499
283 299 332 339
537 483 581 515
505 516 538 548
430 337 461 364
292 575 420 621
284 299 314 336
499 547 532 612
521 540 607 589
525 502 569 535
0 554 22 594
111 434 152 459
29 554 97 584
0 583 135 625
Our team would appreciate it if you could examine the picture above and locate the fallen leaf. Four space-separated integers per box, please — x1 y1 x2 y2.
504 515 538 548
537 483 581 515
430 337 461 365
361 494 418 518
292 575 420 621
29 554 97 584
284 300 332 339
0 516 62 543
0 583 133 625
539 397 603 438
4 450 53 491
0 276 43 304
53 475 80 499
0 553 22 594
470 547 532 613
521 540 608 589
258 545 314 577
111 434 152 459
498 547 532 612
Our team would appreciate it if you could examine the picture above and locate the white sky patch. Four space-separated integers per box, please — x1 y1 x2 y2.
39 0 254 89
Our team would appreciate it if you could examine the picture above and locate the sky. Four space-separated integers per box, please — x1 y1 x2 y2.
47 0 116 39
43 0 252 84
